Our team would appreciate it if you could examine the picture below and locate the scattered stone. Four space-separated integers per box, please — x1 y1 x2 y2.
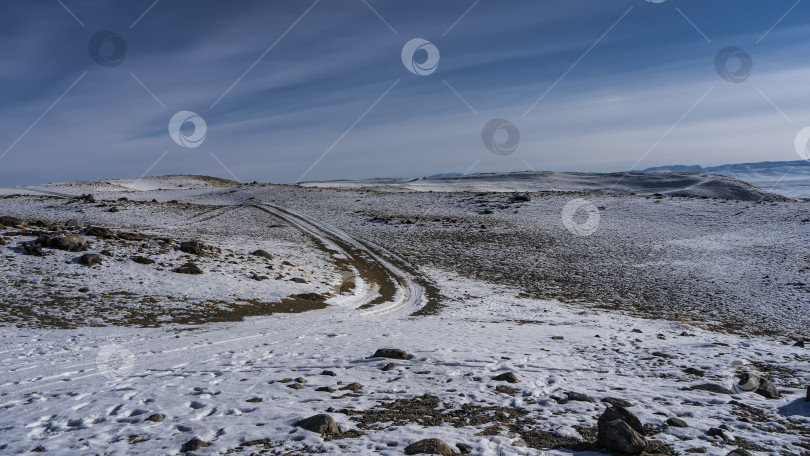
31 446 45 452
108 206 119 213
381 363 396 371
685 448 707 454
341 382 362 392
707 427 726 440
295 293 326 302
602 397 633 408
294 414 340 435
175 262 203 275
492 372 519 384
246 397 262 403
404 438 456 455
373 348 408 360
131 256 155 265
287 383 304 390
78 194 95 203
79 253 102 266
597 406 647 454
85 227 115 238
551 336 564 340
321 370 337 376
181 438 209 453
510 194 531 202
495 385 520 396
65 218 79 227
566 391 594 402
144 413 164 422
180 240 205 255
78 287 89 293
631 328 643 333
295 377 307 384
652 351 671 358
666 417 688 428
53 233 88 252
100 249 113 256
316 386 335 393
252 249 273 259
684 367 705 377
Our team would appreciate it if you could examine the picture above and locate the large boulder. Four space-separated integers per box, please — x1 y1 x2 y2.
294 414 340 435
597 406 647 454
404 438 456 455
53 234 88 252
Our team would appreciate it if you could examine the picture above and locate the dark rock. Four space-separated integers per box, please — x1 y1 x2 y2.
597 406 647 454
85 227 115 238
295 377 307 384
381 363 396 371
684 367 705 377
145 413 164 422
794 339 805 348
294 414 340 435
180 240 205 255
295 293 326 302
108 206 119 213
316 386 335 393
551 336 564 340
492 372 520 384
600 405 644 434
31 447 45 453
321 370 336 376
566 391 594 402
404 438 456 455
131 256 155 265
602 397 633 408
510 194 531 202
21 242 45 256
684 383 733 395
652 351 671 358
79 253 102 266
100 250 113 257
252 249 273 259
287 383 304 390
78 287 89 293
495 385 520 395
727 449 753 456
666 417 688 428
246 397 262 403
373 348 408 360
175 262 202 275
53 233 88 252
181 438 209 453
78 194 95 203
456 443 472 454
290 277 307 283
117 232 147 241
0 216 24 227
341 382 362 392
707 427 726 439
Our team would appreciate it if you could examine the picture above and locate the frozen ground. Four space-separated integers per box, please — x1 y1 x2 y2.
0 175 808 455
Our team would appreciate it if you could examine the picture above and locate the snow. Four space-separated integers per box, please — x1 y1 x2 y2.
0 175 808 455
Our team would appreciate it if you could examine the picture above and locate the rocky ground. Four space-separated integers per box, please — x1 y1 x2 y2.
0 175 808 455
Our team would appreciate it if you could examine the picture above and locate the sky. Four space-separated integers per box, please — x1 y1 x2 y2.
1 0 809 185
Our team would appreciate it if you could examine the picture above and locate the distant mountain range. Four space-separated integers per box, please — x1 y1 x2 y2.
639 160 810 198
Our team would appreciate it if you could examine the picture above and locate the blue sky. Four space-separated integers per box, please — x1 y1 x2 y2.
1 0 809 185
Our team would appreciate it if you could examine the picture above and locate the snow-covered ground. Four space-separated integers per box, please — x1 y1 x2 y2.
0 175 808 455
